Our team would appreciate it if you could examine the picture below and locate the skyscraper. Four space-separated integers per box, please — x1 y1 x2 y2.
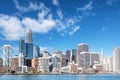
33 45 40 58
78 43 89 54
113 47 120 72
24 29 33 59
19 39 25 53
66 50 71 63
2 45 12 67
72 49 77 63
25 29 32 44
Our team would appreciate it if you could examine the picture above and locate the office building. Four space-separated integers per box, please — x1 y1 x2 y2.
78 52 90 69
25 29 32 44
66 50 71 63
90 52 100 65
19 39 25 54
19 53 24 67
78 43 89 54
113 47 120 72
11 55 19 71
24 43 33 59
33 45 40 58
2 45 12 67
72 49 77 63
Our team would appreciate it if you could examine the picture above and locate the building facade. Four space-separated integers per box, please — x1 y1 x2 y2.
72 49 77 63
25 29 32 44
33 45 40 58
113 47 120 72
2 45 12 67
78 43 89 54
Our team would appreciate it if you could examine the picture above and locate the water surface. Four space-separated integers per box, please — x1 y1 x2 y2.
0 74 120 80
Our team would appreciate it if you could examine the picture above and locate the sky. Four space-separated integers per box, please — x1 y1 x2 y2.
0 0 120 57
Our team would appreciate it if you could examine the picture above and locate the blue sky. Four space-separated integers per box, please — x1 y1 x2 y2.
0 0 120 57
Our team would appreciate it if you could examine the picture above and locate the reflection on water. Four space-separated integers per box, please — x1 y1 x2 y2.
0 74 120 80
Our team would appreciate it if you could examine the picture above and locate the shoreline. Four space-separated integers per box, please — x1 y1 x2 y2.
0 72 119 75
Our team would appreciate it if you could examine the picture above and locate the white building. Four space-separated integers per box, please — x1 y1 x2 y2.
52 51 62 58
52 56 61 72
104 56 113 72
113 47 120 72
2 45 12 67
25 29 32 43
38 57 51 73
42 51 50 57
18 53 24 67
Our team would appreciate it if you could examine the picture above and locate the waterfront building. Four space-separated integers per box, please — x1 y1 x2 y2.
32 58 39 71
18 53 24 67
11 55 19 71
93 64 104 73
68 61 78 73
2 45 12 67
0 58 3 67
79 52 91 70
52 56 61 72
38 57 51 73
113 47 120 72
24 57 32 67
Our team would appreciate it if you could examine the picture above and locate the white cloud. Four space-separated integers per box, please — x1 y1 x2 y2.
106 0 119 5
78 1 93 12
77 1 94 16
0 1 56 41
13 0 50 12
52 0 59 6
57 9 63 20
22 17 55 33
0 14 25 40
69 26 80 35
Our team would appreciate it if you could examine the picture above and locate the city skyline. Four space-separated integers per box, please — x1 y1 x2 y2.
0 0 120 57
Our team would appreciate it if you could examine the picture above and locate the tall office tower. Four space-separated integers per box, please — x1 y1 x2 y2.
66 50 71 63
113 47 120 72
100 49 104 65
2 45 12 67
25 29 32 43
24 29 33 59
33 45 40 58
24 43 33 59
19 39 25 53
79 52 90 69
78 43 89 54
72 49 77 63
90 52 100 65
106 56 113 72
